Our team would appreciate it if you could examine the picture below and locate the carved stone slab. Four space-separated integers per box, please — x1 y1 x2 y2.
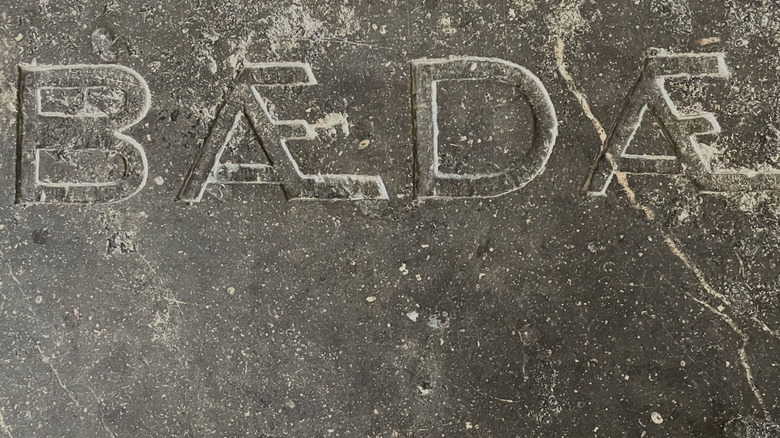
1 1 780 437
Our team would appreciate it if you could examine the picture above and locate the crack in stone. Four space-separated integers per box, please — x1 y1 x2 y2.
555 38 608 145
683 290 767 419
36 345 81 409
556 38 773 419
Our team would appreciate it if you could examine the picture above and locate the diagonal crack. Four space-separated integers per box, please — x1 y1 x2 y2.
555 37 773 419
36 345 81 409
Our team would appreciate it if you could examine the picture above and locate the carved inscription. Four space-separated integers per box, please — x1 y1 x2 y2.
17 64 150 204
585 51 780 197
179 62 388 202
9 51 780 207
411 57 558 199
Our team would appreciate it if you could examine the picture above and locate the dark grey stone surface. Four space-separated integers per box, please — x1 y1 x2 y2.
1 0 780 436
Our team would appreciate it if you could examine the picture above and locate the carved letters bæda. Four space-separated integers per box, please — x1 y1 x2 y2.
12 51 780 206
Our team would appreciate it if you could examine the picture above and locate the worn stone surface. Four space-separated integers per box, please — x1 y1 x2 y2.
1 0 780 437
